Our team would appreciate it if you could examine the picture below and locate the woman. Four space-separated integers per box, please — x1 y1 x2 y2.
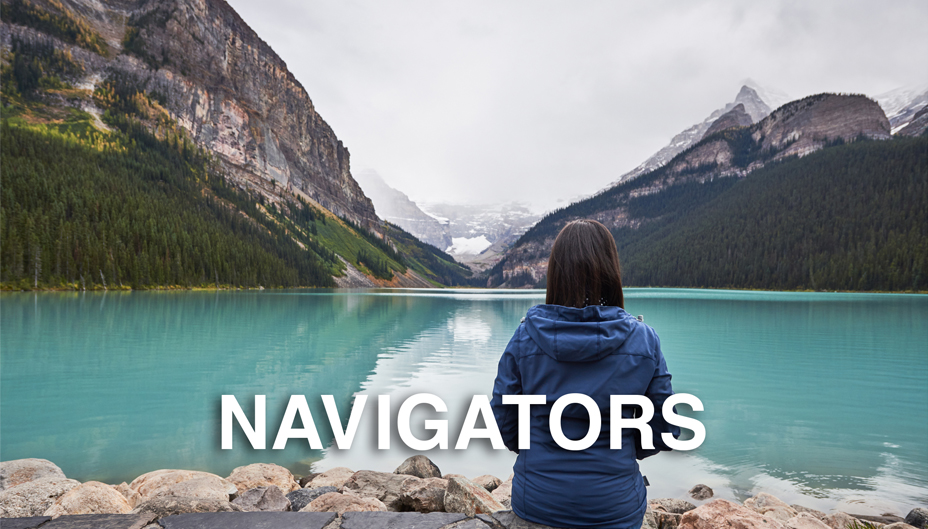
490 219 679 529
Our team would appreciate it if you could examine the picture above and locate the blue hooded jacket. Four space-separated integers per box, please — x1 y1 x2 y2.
491 304 680 529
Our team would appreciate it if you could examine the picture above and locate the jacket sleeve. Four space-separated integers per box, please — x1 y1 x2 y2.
491 327 523 453
637 334 681 459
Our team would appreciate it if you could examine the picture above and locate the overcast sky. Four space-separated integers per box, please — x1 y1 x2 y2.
225 0 927 212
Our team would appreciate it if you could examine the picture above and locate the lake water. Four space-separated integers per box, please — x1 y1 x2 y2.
1 289 926 515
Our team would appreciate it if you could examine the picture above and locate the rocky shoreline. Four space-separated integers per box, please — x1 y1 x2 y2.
1 457 925 529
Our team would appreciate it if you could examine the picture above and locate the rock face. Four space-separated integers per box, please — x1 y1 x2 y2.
226 463 300 494
129 469 237 502
0 459 68 491
307 467 356 489
230 485 291 512
679 499 787 529
301 491 387 514
287 486 337 512
0 477 80 518
443 477 505 516
394 456 443 480
703 103 754 138
43 481 133 518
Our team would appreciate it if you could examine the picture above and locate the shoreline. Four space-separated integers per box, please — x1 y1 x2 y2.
1 458 925 529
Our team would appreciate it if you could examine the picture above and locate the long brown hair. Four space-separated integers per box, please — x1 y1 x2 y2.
545 219 624 309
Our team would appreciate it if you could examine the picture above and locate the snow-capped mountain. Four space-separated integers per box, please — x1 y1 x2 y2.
874 84 928 134
610 82 784 186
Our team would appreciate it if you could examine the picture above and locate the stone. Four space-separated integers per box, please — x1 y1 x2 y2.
44 481 134 518
230 485 290 512
444 477 505 516
341 470 419 509
651 498 697 514
786 513 832 529
644 508 683 529
688 484 714 501
131 495 243 518
37 513 158 528
491 475 512 509
488 510 563 529
298 474 319 488
443 474 467 480
679 499 787 529
906 509 928 529
157 511 336 529
340 511 467 529
226 463 300 494
791 506 827 521
823 512 858 529
0 459 67 491
307 467 356 489
472 475 502 493
287 486 338 512
129 470 236 502
301 492 387 514
445 519 494 529
883 524 919 529
0 477 81 518
396 477 448 513
744 493 798 522
393 456 442 479
0 517 50 529
113 483 142 508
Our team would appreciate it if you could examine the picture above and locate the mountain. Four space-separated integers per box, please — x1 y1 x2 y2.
611 84 776 185
1 0 472 289
485 93 916 291
702 103 752 139
874 84 928 134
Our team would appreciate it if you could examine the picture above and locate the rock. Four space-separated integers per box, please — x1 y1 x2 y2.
131 495 244 517
853 514 905 525
307 467 356 489
113 482 142 508
0 517 52 529
444 476 505 516
786 513 832 529
491 475 512 509
472 475 502 493
298 474 319 488
287 486 337 512
43 481 133 518
394 456 442 479
489 510 564 529
341 470 421 509
227 463 300 494
651 498 697 514
340 512 468 529
744 492 798 522
643 507 683 529
0 477 80 517
396 477 448 513
129 470 236 501
679 499 787 529
0 459 67 491
157 512 336 529
791 505 827 520
301 491 387 514
444 474 468 480
906 509 928 529
231 485 291 512
688 484 714 501
823 512 858 529
883 524 918 529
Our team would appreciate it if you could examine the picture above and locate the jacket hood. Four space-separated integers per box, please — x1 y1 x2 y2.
522 304 636 363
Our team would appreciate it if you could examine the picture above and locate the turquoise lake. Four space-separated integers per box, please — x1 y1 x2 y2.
1 289 926 514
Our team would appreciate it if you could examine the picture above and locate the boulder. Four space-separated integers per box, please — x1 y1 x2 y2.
230 485 291 512
129 470 236 501
791 505 828 520
131 495 243 518
651 498 697 514
147 475 238 503
689 484 714 501
823 512 858 529
298 474 319 488
0 477 80 518
341 470 419 509
307 467 356 489
287 486 337 511
226 463 300 494
679 499 787 529
642 507 683 529
396 477 448 513
472 475 502 493
444 476 505 516
301 491 387 514
443 474 467 480
744 492 798 522
491 474 513 509
0 459 67 491
786 513 832 529
394 455 442 479
883 524 918 529
43 481 133 518
113 482 142 508
906 509 928 529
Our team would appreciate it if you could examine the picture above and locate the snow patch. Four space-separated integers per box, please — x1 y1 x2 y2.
446 236 492 255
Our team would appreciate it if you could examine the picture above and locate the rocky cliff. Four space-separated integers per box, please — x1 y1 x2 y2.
702 103 752 139
2 0 377 226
